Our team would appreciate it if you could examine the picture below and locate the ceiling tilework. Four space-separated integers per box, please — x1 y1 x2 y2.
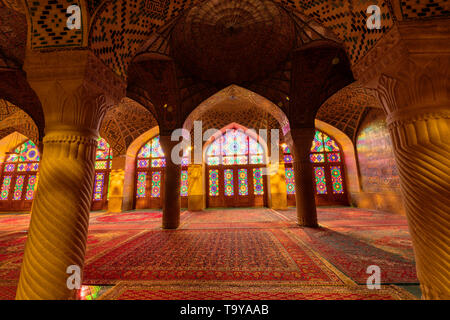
89 0 393 78
400 0 449 19
25 0 84 49
99 97 158 156
0 3 27 67
316 82 381 141
0 99 39 143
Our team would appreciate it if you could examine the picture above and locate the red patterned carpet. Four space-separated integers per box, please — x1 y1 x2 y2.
0 207 418 300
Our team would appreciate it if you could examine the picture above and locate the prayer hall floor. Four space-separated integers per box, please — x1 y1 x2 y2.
0 207 420 300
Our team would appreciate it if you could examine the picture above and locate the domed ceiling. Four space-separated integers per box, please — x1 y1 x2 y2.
170 0 296 85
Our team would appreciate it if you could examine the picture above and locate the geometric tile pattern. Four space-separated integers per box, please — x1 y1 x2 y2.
100 98 158 156
400 0 450 19
316 83 381 142
89 0 394 77
25 0 84 49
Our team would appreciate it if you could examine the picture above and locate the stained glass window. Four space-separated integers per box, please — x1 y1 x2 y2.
92 173 105 200
136 136 189 201
151 171 162 197
314 167 327 194
285 167 295 195
330 166 344 194
181 170 188 197
224 169 234 196
0 140 40 203
136 172 147 198
209 169 219 196
238 169 248 196
25 175 38 200
0 176 12 200
93 138 112 202
13 175 25 201
206 129 265 166
253 168 264 195
283 130 345 197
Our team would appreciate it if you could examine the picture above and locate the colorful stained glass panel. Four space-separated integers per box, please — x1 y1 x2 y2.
209 169 219 196
310 153 325 163
151 172 162 197
180 170 188 197
151 158 166 168
285 167 295 195
95 161 108 170
137 160 149 168
0 175 11 200
238 169 248 196
327 153 341 162
330 166 344 194
13 175 25 200
253 168 264 195
25 175 38 200
93 173 105 201
136 172 147 198
224 169 234 196
314 167 327 194
4 164 15 172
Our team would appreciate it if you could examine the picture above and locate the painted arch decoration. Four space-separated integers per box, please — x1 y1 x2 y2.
283 129 348 206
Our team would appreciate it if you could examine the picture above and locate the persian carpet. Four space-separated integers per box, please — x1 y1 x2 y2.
0 229 144 281
288 226 418 284
99 281 416 300
83 228 346 285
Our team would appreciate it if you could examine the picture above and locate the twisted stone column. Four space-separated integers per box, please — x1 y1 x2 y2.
16 50 125 299
16 128 98 299
159 136 181 229
377 57 450 299
291 128 318 227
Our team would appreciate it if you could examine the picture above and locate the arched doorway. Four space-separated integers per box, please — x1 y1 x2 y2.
283 129 348 206
91 137 113 211
0 140 39 211
205 128 267 208
134 136 189 209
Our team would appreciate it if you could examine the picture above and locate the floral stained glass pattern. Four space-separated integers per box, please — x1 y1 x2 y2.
238 169 248 196
327 153 341 162
13 175 25 200
285 168 295 195
209 169 219 196
253 168 264 195
136 173 147 198
25 175 38 200
93 173 105 200
206 129 264 166
314 167 327 194
0 176 12 200
224 169 234 196
181 170 188 197
151 172 162 198
330 166 344 194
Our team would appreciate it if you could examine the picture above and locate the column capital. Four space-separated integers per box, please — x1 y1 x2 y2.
352 18 450 88
23 49 126 131
376 56 450 126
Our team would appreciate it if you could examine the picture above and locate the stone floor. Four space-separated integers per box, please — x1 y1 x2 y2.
0 206 420 300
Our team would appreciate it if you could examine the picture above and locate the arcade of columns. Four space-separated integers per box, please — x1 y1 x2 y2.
13 19 450 300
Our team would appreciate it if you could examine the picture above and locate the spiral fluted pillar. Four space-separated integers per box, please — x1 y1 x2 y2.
291 128 318 227
15 50 125 299
376 57 450 299
16 129 98 299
